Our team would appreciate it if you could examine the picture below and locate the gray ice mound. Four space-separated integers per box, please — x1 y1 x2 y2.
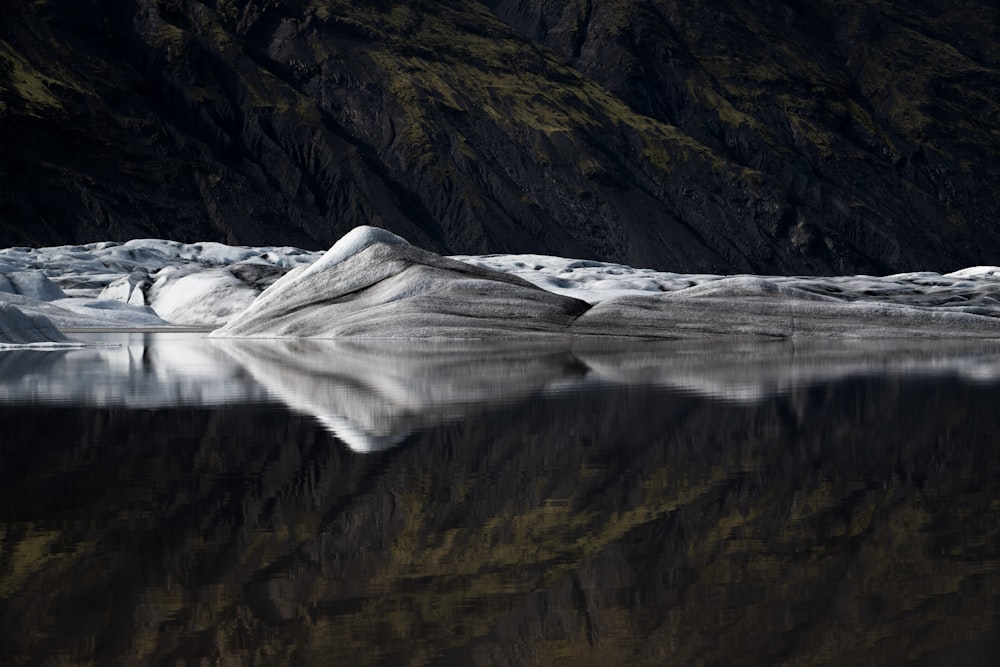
0 272 67 301
0 302 69 345
212 226 591 338
215 225 1000 340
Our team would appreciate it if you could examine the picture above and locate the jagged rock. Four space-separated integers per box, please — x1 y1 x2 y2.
1 1 998 274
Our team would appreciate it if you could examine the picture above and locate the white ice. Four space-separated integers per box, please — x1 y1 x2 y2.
144 268 260 326
0 239 321 331
4 229 1000 337
453 254 1000 313
218 232 1000 339
295 225 409 282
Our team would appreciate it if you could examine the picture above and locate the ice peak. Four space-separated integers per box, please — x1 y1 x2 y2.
301 226 410 280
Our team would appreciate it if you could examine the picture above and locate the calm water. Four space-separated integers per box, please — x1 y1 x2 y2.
2 333 1000 666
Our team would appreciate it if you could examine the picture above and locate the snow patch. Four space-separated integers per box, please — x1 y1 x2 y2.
945 266 1000 279
297 226 409 282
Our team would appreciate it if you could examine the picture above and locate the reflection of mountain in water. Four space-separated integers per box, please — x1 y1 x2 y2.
2 359 999 665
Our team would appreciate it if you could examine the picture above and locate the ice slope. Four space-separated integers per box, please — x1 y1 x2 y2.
4 228 1000 336
218 227 1000 339
212 227 590 338
0 302 69 346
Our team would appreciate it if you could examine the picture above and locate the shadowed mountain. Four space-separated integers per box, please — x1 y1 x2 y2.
1 0 998 274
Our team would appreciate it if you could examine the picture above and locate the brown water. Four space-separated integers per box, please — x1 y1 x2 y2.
1 334 999 666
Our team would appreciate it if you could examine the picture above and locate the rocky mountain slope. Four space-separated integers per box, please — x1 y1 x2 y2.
1 0 998 274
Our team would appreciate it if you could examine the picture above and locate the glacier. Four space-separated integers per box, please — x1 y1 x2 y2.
3 226 1000 341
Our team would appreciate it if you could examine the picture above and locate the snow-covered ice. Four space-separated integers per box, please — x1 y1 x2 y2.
0 239 320 330
4 228 1000 337
212 226 590 338
0 271 67 301
454 253 1000 313
218 228 1000 339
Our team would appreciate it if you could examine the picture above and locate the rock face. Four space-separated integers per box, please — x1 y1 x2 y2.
2 0 1000 274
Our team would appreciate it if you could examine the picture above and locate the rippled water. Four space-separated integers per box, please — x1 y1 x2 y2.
2 333 1000 665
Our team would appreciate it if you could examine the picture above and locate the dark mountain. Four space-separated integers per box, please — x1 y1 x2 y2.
1 0 998 273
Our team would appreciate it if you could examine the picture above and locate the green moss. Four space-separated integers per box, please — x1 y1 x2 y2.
0 40 65 115
330 1 737 178
0 524 96 599
688 81 763 131
154 23 187 50
846 98 879 138
296 96 322 126
231 58 324 128
946 211 968 229
787 113 836 158
216 0 238 21
578 157 603 178
744 62 785 85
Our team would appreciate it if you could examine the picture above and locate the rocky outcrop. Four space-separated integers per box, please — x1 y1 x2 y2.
1 0 999 274
483 0 1000 273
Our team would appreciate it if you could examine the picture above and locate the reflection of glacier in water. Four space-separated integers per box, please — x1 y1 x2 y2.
217 339 595 452
4 339 1000 667
216 337 1000 452
0 332 270 407
5 333 1000 452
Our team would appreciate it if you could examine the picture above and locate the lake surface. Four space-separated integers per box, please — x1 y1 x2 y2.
2 333 1000 666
